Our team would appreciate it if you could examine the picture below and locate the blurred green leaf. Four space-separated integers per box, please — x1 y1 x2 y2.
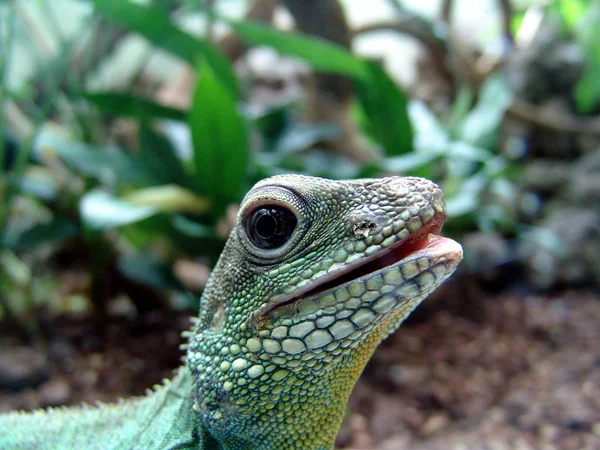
18 168 60 202
166 216 225 261
355 61 413 156
81 190 156 230
457 74 512 149
0 251 30 287
575 66 600 114
118 217 165 249
189 61 249 208
573 2 600 114
510 9 526 37
491 177 518 205
8 218 78 251
253 105 291 144
35 131 158 186
124 185 210 214
90 0 239 97
228 19 368 80
275 124 341 154
445 192 478 217
138 124 195 189
446 142 491 162
559 0 588 29
445 86 473 133
81 185 211 231
258 149 361 180
409 101 450 152
118 255 182 291
445 172 487 216
171 215 217 239
383 152 438 174
85 93 186 121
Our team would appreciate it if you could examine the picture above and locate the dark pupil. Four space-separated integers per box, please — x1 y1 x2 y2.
247 206 297 250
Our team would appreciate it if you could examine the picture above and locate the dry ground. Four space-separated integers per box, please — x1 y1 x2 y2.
1 282 599 449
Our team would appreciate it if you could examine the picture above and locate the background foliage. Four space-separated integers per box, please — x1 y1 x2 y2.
1 0 599 321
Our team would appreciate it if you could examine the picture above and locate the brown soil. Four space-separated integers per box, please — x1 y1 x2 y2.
1 286 599 449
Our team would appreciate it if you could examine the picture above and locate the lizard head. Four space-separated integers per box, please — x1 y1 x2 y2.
187 174 462 448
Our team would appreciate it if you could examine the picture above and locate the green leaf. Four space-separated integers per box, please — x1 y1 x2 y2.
575 66 600 114
445 173 487 217
118 255 182 291
34 131 158 187
0 251 30 286
355 61 414 156
189 61 249 207
457 74 512 149
259 149 361 180
138 124 195 189
446 142 492 162
510 10 526 37
80 185 211 231
8 218 78 251
124 185 210 214
559 0 588 30
85 92 186 121
573 1 600 115
253 105 290 143
383 152 439 174
228 19 368 80
445 85 473 134
166 216 225 261
171 215 217 239
445 191 479 217
275 124 341 154
18 168 60 202
90 0 239 97
410 101 450 152
81 190 157 230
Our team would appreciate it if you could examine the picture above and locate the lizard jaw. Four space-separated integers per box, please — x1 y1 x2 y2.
260 218 459 319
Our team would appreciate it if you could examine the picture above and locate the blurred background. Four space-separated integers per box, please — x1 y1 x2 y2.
0 0 599 448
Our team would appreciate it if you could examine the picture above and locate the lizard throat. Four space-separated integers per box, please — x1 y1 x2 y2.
261 218 445 319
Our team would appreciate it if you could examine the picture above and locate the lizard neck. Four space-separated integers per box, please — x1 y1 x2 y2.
186 257 423 450
189 318 383 450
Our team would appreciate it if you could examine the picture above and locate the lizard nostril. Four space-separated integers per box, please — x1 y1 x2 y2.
348 210 382 239
352 219 377 239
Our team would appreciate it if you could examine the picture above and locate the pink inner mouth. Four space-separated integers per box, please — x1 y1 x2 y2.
263 216 447 317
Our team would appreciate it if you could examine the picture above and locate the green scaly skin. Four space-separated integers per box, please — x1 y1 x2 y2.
0 175 463 449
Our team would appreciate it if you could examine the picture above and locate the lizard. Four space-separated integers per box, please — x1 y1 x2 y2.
0 174 463 449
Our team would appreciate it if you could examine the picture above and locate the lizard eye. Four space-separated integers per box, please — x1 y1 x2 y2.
246 206 297 250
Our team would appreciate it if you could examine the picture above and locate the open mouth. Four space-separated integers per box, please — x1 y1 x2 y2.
262 216 448 318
